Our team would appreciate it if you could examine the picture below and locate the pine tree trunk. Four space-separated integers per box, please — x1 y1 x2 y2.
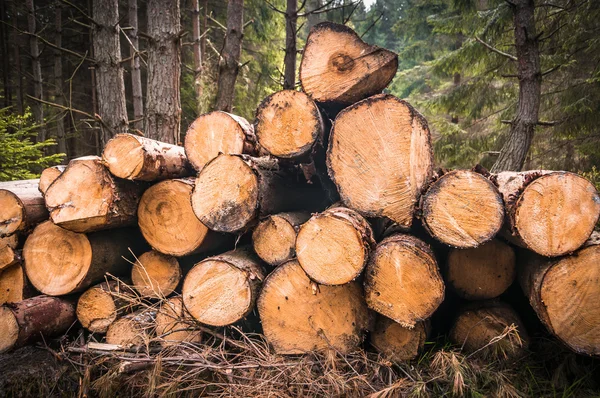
283 0 297 89
0 0 10 108
214 0 243 112
92 0 129 144
191 0 203 113
26 0 45 142
146 0 181 144
128 0 143 132
54 3 67 154
12 1 24 115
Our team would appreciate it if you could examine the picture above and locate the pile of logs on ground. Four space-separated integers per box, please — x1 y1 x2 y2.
1 22 600 361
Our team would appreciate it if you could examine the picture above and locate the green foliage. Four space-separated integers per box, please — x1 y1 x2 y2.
0 108 64 181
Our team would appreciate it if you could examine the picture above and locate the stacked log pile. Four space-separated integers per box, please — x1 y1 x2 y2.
1 22 599 361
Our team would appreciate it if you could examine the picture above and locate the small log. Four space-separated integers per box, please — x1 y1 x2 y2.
252 212 311 267
0 245 19 271
0 235 19 250
446 239 516 300
370 316 429 362
0 179 48 237
254 90 324 160
156 296 202 345
257 259 369 354
299 22 398 105
0 264 33 305
182 247 265 326
44 156 146 233
38 165 66 194
131 251 181 299
494 171 600 257
105 309 156 346
421 170 504 248
296 207 375 285
23 221 144 296
76 280 136 333
327 94 433 228
102 134 193 181
0 296 76 353
364 234 444 328
184 111 257 171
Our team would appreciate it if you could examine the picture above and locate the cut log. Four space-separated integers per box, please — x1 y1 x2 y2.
44 156 147 233
0 296 76 353
105 309 156 346
0 264 32 305
519 239 600 355
0 179 48 237
131 251 181 299
76 280 136 333
102 134 192 181
364 234 444 328
449 301 529 360
0 245 18 271
370 316 429 362
156 296 202 344
296 207 375 285
137 178 229 256
184 111 257 171
192 154 323 233
254 90 323 159
182 247 265 326
257 259 369 354
327 94 433 228
0 235 19 250
494 171 600 257
252 211 311 267
446 239 516 300
23 221 144 296
299 22 398 105
38 165 66 194
421 170 504 248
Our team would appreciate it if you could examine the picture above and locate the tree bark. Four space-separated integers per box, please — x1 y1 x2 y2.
491 0 541 172
26 0 45 143
0 0 10 108
283 0 297 89
11 1 24 115
214 0 244 112
128 0 143 132
54 3 67 154
191 0 203 113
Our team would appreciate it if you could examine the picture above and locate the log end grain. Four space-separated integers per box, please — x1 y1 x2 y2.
0 264 26 305
370 316 428 362
105 310 156 346
102 134 148 179
252 215 298 267
76 285 119 333
131 251 181 299
38 165 66 195
156 297 202 345
0 306 19 353
0 190 25 237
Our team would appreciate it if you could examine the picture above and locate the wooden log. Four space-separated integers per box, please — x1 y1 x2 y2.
296 207 375 285
76 280 136 333
370 316 429 362
184 111 257 171
38 165 66 194
0 296 76 353
0 179 48 237
0 245 19 271
137 178 229 256
254 90 323 160
156 296 202 344
0 264 32 305
299 22 398 105
44 156 147 233
327 94 433 228
364 234 444 328
23 221 144 296
105 309 156 346
519 238 600 355
252 212 311 267
421 170 504 248
191 154 323 233
494 171 600 257
182 247 265 326
257 259 369 354
102 134 193 181
131 251 181 299
446 239 516 300
449 301 529 360
0 235 19 250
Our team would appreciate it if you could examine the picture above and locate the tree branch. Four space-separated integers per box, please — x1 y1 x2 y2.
475 37 517 61
501 119 561 127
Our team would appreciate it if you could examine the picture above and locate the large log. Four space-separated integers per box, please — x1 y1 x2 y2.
38 165 66 194
23 221 144 296
0 264 32 305
182 247 264 326
156 296 202 345
184 111 257 171
44 156 147 233
252 211 311 267
370 316 429 362
76 280 136 333
131 250 181 299
494 171 600 257
421 170 504 248
0 179 48 237
102 134 193 181
296 207 375 285
105 309 156 346
299 22 398 105
327 94 433 228
519 238 600 356
364 234 444 328
257 259 369 354
0 296 76 353
446 239 516 300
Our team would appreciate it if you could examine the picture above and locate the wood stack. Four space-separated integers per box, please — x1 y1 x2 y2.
0 22 599 361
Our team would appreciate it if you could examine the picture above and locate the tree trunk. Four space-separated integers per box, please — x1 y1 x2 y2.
105 308 156 346
156 297 202 345
131 250 181 299
201 0 208 67
214 0 244 112
0 179 48 237
370 316 429 362
128 0 143 132
38 165 66 195
191 0 203 113
146 0 181 144
258 259 369 354
54 4 67 154
306 0 322 32
26 0 45 142
491 0 541 172
92 0 129 144
0 0 11 108
11 1 24 115
283 0 297 89
76 280 136 333
252 211 311 266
